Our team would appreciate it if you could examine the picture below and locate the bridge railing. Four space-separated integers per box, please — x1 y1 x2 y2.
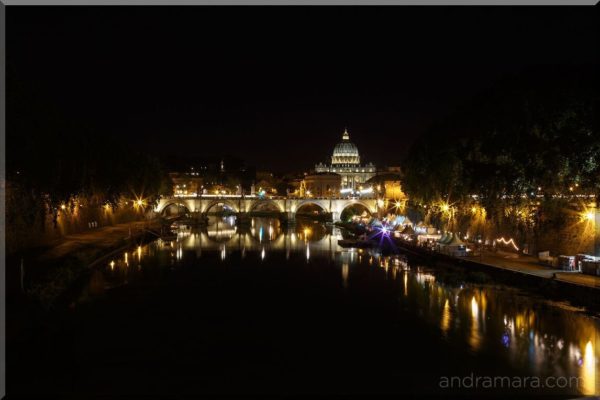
168 194 377 200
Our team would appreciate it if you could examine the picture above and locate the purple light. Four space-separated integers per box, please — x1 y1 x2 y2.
502 333 510 348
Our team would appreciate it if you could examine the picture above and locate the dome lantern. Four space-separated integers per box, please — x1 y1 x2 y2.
342 128 350 141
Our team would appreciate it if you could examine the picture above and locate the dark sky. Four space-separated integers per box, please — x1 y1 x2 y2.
8 6 597 172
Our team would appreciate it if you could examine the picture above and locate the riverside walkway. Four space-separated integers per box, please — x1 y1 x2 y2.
425 246 600 290
476 250 600 289
394 239 600 290
37 220 160 262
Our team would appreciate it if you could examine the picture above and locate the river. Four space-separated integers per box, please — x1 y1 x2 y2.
10 216 599 397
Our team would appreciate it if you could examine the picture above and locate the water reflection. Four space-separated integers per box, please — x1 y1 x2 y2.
441 299 451 333
97 216 599 396
470 295 481 351
583 340 596 395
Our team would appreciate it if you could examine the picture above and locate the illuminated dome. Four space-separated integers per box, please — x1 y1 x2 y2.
331 129 360 165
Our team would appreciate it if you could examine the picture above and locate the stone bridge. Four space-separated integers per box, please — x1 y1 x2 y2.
155 196 379 222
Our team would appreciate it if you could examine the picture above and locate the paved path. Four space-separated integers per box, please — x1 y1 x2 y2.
38 220 160 262
467 250 600 289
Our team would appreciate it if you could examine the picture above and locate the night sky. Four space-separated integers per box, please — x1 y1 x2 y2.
8 7 596 172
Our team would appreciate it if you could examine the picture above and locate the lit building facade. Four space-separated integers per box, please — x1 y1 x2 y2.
304 172 342 197
315 129 376 191
169 172 204 197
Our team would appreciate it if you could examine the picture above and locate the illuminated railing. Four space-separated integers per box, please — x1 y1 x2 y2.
169 194 378 200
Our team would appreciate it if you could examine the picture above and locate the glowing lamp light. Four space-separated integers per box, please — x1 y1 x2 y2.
60 204 66 210
582 211 595 222
440 203 450 213
136 199 143 207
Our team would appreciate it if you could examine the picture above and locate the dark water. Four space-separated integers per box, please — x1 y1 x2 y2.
10 217 599 397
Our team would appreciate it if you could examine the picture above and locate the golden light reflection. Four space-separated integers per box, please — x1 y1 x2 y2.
582 340 596 395
470 296 481 350
480 293 487 321
415 269 435 286
303 227 312 241
403 271 408 297
441 299 450 333
342 262 349 289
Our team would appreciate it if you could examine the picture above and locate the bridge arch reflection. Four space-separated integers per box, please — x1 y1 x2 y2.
175 216 342 262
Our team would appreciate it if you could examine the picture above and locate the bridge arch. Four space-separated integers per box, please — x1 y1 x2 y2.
203 200 239 214
339 200 377 215
159 202 191 216
338 200 375 222
292 199 331 214
247 199 284 213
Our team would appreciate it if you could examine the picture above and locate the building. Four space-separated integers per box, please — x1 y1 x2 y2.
315 128 376 192
167 156 256 196
304 172 342 197
366 172 407 200
170 172 204 197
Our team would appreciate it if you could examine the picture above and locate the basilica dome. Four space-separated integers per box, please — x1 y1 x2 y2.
331 129 360 165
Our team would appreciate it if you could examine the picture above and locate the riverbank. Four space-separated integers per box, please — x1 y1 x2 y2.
393 239 600 310
6 219 163 340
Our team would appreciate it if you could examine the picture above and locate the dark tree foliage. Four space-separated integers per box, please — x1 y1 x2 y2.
403 66 598 210
7 68 171 228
